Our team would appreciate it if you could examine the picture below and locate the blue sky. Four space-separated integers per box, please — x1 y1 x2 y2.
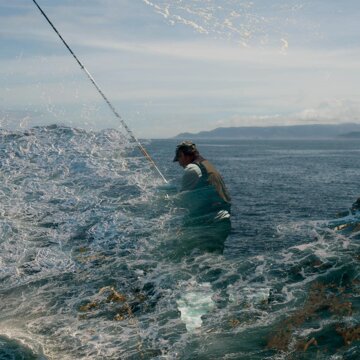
1 0 360 138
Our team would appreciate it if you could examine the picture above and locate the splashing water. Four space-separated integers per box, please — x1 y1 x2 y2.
142 0 314 47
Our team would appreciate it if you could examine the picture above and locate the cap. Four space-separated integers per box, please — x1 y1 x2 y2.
173 141 197 162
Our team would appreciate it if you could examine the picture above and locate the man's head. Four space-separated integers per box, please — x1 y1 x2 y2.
173 141 199 168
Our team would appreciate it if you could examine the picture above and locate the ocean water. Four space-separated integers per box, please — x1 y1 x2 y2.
1 125 360 359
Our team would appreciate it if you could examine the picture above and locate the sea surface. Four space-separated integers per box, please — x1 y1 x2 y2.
1 125 360 359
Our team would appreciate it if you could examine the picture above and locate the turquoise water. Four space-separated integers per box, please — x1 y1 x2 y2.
1 125 360 359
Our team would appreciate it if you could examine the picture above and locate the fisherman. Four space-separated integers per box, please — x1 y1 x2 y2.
173 141 231 252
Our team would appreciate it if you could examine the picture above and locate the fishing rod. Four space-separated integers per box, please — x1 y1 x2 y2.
32 0 168 184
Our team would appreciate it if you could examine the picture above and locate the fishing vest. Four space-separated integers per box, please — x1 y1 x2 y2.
194 159 231 205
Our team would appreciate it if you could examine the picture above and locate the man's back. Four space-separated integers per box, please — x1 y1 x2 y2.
180 159 231 221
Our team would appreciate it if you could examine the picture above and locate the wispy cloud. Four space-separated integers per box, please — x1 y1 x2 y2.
216 99 360 128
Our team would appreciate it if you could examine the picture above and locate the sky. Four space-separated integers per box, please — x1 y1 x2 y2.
1 0 360 138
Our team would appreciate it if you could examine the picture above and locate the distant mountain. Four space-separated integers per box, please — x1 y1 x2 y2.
174 123 360 139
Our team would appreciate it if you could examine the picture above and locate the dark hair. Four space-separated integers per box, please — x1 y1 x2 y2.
173 141 199 161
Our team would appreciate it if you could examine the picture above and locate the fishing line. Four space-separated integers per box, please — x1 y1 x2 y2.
32 0 168 184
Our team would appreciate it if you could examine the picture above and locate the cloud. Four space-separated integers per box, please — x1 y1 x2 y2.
215 99 360 128
296 99 360 123
280 38 289 54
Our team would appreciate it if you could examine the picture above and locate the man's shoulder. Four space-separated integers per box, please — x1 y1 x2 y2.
184 163 202 174
181 163 202 191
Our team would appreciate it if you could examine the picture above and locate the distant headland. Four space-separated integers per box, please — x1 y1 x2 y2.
337 131 360 138
174 123 360 139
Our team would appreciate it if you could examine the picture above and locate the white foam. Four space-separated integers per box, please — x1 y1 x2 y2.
227 284 270 306
176 282 215 332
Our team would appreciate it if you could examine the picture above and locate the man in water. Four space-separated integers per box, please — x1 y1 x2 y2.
173 141 231 252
